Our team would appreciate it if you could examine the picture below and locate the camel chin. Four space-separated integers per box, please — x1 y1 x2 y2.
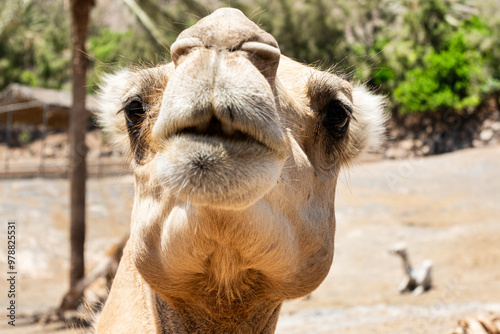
155 135 284 209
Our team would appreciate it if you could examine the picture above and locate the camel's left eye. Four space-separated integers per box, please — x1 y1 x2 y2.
321 100 351 136
124 98 146 128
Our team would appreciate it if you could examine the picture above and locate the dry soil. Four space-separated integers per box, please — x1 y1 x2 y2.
0 146 499 333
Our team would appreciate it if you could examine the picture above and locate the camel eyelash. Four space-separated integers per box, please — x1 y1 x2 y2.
116 96 150 114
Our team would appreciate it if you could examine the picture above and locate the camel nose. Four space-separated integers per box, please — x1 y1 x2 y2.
170 8 281 81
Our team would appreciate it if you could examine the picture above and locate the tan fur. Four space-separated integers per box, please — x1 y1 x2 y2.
450 314 500 334
95 8 386 333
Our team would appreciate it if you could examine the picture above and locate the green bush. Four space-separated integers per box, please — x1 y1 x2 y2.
393 20 485 113
18 130 32 147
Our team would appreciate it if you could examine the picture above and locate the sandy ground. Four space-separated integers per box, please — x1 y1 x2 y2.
0 146 499 333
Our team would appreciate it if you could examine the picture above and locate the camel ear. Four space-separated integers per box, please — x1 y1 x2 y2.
95 70 134 156
348 86 387 160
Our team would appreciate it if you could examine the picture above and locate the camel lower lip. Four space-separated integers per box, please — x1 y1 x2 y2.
155 136 284 208
170 131 266 151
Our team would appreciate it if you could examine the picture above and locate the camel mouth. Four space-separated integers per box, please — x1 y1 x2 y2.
173 117 264 149
155 123 284 208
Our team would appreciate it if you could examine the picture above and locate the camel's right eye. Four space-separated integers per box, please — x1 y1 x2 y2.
124 98 146 128
321 100 351 137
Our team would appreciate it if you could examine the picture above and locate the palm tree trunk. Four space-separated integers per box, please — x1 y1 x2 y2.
68 0 94 289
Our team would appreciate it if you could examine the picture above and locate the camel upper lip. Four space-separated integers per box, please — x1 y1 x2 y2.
169 116 264 148
152 102 288 156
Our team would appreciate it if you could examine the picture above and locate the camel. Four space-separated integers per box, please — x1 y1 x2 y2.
94 8 385 333
388 242 433 295
59 234 128 315
450 314 500 334
31 236 128 326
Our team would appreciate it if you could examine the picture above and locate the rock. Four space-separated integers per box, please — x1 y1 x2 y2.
483 119 494 128
88 150 99 159
480 129 494 142
44 147 56 158
492 122 500 131
473 139 484 147
385 147 408 160
488 138 498 146
400 139 414 151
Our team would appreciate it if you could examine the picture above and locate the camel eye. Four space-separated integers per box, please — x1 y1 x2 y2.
124 97 146 128
123 97 146 163
322 100 351 136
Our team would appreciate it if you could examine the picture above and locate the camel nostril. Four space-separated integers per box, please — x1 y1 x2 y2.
241 42 281 61
240 41 281 81
171 37 204 65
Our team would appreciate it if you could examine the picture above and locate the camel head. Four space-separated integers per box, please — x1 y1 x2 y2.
96 8 385 333
389 242 409 257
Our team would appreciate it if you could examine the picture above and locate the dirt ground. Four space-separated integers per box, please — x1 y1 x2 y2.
0 146 499 333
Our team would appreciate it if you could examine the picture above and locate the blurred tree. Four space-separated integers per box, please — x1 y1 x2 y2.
1 0 499 115
254 0 346 66
67 0 94 310
475 0 500 96
0 0 71 90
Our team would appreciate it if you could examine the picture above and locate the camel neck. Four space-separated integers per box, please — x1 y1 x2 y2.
97 246 282 333
399 253 413 275
154 292 282 333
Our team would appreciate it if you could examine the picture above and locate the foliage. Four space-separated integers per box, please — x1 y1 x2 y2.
343 0 497 114
253 0 347 67
1 0 500 115
475 0 500 94
86 28 163 92
18 129 32 147
392 17 488 113
0 0 71 90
